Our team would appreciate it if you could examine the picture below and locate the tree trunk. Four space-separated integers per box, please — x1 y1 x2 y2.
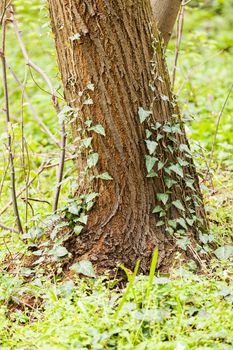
151 0 182 45
48 0 207 273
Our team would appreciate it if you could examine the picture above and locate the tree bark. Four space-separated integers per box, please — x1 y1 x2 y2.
48 0 207 273
151 0 182 45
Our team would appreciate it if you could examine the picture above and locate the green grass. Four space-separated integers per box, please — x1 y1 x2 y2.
0 1 233 349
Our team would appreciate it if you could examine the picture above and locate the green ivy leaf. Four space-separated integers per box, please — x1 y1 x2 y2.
165 177 177 189
156 220 165 227
160 94 169 101
86 82 95 91
77 214 88 225
138 107 152 123
52 246 69 258
177 238 191 251
74 225 84 235
87 153 99 168
96 172 113 180
177 218 188 230
68 202 81 215
90 124 105 136
157 161 164 171
145 140 158 155
172 200 185 211
83 97 93 105
152 205 163 214
214 246 233 261
180 144 192 156
81 137 92 148
70 260 96 278
145 155 157 173
85 192 99 203
28 227 43 240
156 193 169 205
145 129 152 138
168 220 177 229
169 163 183 178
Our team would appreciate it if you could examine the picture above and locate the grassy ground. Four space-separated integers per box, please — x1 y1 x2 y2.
0 1 233 349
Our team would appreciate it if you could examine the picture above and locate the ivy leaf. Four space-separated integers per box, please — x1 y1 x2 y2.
145 155 157 173
68 202 81 215
52 246 69 258
70 260 96 278
172 200 185 211
86 82 95 91
177 157 189 167
85 192 99 203
74 225 84 235
186 217 195 226
214 246 233 261
96 172 113 180
156 220 165 227
169 163 183 178
77 214 88 225
90 124 105 136
177 218 188 230
145 129 152 138
186 179 195 190
87 153 99 168
165 177 177 189
83 97 93 105
145 140 157 155
58 106 75 123
160 94 169 101
152 205 163 214
28 227 43 240
138 107 152 123
82 137 92 148
156 193 169 205
168 220 177 229
156 133 163 141
69 33 81 41
180 144 192 156
157 161 164 171
177 238 191 251
152 122 162 130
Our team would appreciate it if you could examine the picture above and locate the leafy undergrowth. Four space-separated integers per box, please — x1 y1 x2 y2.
0 266 233 349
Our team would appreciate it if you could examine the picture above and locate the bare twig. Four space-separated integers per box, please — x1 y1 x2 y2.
0 155 76 216
172 0 186 88
7 63 60 147
0 16 23 233
52 120 67 213
206 83 233 177
0 161 50 216
12 9 66 213
0 222 19 233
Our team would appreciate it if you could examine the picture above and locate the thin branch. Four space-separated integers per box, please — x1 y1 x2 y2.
172 1 185 88
7 63 60 147
0 222 19 233
0 155 76 216
206 84 233 177
52 120 67 212
12 9 66 213
0 16 23 234
0 161 50 216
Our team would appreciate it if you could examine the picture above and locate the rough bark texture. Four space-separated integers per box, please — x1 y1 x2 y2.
48 0 207 273
151 0 182 45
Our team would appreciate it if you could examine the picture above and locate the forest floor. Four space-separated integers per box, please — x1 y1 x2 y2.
0 1 233 349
